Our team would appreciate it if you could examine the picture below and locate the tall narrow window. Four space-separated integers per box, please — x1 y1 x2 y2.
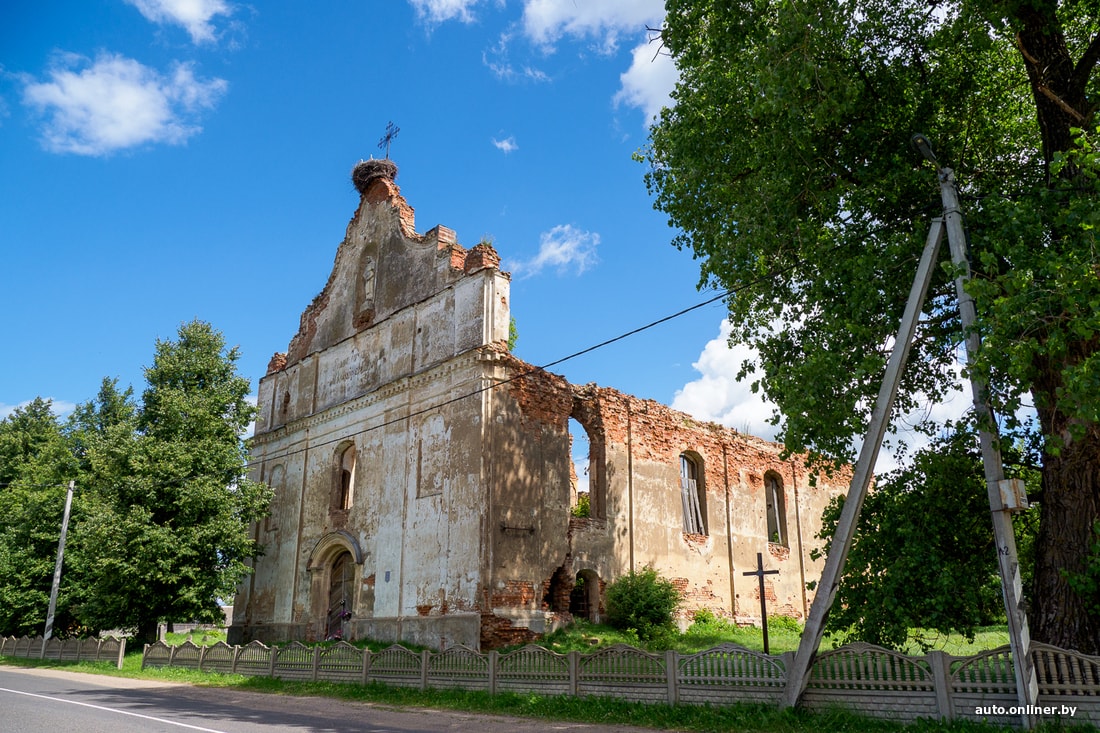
338 445 356 510
765 472 787 546
568 409 605 519
680 453 707 535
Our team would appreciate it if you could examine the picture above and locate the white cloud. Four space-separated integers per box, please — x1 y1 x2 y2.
492 135 518 153
125 0 231 44
521 0 664 52
408 0 483 24
614 37 678 125
507 224 599 278
673 321 997 474
672 320 780 441
482 31 551 83
0 399 77 421
22 53 227 156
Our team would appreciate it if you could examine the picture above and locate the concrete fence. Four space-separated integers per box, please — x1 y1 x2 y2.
140 639 1100 727
0 635 126 669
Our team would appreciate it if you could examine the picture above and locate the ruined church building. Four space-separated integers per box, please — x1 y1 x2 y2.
230 160 847 650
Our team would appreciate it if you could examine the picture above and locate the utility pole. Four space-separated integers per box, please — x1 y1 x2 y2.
914 134 1038 727
44 480 75 641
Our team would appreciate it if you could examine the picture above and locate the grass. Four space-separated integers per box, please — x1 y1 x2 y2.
520 617 1011 657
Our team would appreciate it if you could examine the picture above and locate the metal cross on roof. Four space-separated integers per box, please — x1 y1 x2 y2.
377 121 400 159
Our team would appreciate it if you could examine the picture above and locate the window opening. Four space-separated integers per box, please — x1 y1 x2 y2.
568 417 591 517
338 444 356 510
765 472 787 546
680 453 706 535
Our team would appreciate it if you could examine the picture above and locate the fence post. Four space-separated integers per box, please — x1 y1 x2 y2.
199 644 208 672
116 638 126 670
39 636 47 660
665 649 679 705
312 645 322 682
420 650 431 692
268 645 278 678
361 648 371 685
488 650 499 696
928 650 955 720
232 645 241 674
568 651 580 697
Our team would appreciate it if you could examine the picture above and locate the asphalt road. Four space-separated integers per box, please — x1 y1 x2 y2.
0 666 655 733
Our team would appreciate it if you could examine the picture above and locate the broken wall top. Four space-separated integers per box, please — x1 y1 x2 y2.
275 160 506 369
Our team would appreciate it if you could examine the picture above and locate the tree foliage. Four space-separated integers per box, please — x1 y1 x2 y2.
644 0 1099 651
77 321 271 643
0 322 270 641
605 566 682 640
812 431 1040 650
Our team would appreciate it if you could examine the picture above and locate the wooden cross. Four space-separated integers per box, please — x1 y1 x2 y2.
743 552 780 654
377 121 400 159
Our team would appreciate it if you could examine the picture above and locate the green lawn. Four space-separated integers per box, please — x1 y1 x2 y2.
522 617 1011 657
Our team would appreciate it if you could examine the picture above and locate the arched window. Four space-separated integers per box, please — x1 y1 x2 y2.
680 453 707 535
765 472 787 547
337 444 356 511
568 410 605 519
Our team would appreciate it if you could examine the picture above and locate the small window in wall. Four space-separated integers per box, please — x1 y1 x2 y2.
337 444 356 511
765 472 787 547
680 453 707 535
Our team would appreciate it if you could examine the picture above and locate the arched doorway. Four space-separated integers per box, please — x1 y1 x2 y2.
307 531 364 641
569 569 601 623
326 550 354 639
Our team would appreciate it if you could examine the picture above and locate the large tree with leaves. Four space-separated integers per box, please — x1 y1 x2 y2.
76 321 271 643
643 0 1099 651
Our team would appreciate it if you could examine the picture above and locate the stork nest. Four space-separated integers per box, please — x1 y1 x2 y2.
352 159 398 195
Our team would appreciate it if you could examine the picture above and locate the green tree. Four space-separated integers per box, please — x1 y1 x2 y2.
643 0 1099 652
76 321 271 643
0 399 80 636
812 430 1040 650
605 566 682 641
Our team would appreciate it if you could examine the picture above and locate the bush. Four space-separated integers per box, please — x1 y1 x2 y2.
605 567 681 641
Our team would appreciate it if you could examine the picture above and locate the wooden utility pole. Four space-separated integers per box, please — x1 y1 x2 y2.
783 136 1038 729
917 134 1038 726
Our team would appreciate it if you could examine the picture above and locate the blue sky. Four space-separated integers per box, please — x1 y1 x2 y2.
1 0 782 440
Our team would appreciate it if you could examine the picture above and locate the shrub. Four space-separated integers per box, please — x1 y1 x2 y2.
605 567 681 641
570 492 591 518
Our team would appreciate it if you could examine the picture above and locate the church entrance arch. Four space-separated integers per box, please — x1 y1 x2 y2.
307 531 364 641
